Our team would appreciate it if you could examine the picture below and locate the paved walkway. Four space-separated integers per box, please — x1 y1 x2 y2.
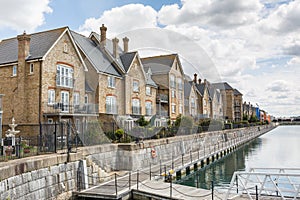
77 126 274 199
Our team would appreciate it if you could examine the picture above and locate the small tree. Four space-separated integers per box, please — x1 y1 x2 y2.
136 116 150 127
115 129 124 142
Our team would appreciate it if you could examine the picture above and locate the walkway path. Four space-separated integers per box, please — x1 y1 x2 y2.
76 126 274 199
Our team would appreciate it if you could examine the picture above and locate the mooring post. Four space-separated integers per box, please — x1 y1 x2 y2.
150 163 151 180
169 173 172 199
129 171 131 190
236 174 239 193
211 181 214 200
114 173 118 196
137 170 139 190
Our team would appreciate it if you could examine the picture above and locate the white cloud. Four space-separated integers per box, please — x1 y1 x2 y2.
79 4 158 37
158 0 263 28
259 1 300 34
0 0 52 32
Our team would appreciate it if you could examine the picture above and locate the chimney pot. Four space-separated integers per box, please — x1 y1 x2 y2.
100 24 107 46
123 37 129 53
193 73 197 83
112 37 119 58
198 79 201 84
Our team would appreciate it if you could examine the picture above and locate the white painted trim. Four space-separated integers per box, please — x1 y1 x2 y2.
0 62 18 67
42 28 88 72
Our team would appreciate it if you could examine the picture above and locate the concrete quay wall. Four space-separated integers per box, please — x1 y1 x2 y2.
0 125 274 199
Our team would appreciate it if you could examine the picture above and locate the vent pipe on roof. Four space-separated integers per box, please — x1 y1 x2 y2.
123 37 129 53
112 37 119 58
100 24 107 46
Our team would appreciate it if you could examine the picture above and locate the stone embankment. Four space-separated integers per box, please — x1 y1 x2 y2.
0 125 275 199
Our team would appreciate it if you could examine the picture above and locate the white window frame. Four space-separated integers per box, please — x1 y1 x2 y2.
171 104 176 114
64 43 68 53
170 75 176 88
146 101 152 116
29 63 34 74
48 90 55 105
73 92 80 106
171 90 176 98
56 65 73 88
106 96 117 114
146 86 151 96
177 78 183 90
12 65 17 76
178 91 182 100
179 104 183 114
132 99 140 114
133 80 139 92
108 76 115 88
61 91 69 112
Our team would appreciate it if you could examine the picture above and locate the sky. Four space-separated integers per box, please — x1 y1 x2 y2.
0 0 299 117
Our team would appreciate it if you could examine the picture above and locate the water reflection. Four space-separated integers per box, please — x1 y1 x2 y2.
178 126 300 189
177 138 262 189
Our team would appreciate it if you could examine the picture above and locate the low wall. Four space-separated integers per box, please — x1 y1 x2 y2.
0 125 274 199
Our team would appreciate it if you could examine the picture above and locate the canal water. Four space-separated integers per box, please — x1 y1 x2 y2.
177 126 300 189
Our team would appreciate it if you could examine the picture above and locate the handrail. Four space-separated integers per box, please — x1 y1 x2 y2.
225 169 300 200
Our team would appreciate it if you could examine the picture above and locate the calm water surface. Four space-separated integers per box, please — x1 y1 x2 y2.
177 126 300 189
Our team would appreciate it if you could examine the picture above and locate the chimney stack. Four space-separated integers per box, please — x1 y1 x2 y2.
193 73 197 83
112 37 119 58
100 24 107 46
198 79 201 84
17 31 31 61
123 37 129 53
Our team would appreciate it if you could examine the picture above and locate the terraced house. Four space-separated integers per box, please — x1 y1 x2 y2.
72 25 157 130
0 27 96 136
141 54 185 125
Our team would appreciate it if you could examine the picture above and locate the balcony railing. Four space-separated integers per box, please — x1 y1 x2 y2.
132 106 141 115
157 94 169 103
45 103 98 114
106 104 118 114
156 110 168 117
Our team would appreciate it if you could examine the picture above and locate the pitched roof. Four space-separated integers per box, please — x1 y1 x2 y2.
120 52 136 72
0 27 66 65
234 89 243 96
211 82 234 90
71 31 122 77
184 81 192 99
195 83 206 96
141 54 177 74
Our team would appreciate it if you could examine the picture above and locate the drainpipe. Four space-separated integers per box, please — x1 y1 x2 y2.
38 60 42 153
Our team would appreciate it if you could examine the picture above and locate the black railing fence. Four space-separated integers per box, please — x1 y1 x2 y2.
0 121 110 161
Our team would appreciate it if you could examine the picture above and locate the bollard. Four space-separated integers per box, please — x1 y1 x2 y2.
160 160 162 176
236 175 239 193
190 150 192 163
182 154 184 166
164 165 167 182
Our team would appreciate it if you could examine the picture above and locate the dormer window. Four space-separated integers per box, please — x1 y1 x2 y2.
12 65 17 76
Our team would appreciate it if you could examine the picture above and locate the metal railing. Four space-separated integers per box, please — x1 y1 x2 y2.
225 168 300 200
45 103 98 114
